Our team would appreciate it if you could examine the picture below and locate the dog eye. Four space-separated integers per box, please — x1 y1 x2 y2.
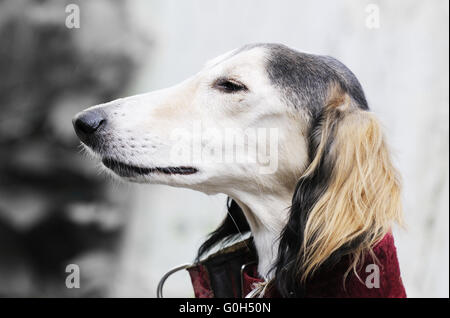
213 78 248 93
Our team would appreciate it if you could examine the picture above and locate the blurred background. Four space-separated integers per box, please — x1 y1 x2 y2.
0 0 448 298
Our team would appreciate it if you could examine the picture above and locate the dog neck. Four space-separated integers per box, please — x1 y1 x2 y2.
229 189 292 279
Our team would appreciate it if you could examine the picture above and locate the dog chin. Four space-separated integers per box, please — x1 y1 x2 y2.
100 157 198 178
80 143 200 184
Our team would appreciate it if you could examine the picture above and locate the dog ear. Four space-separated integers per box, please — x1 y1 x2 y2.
273 84 403 297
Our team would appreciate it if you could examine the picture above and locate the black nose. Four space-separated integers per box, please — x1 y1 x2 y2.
72 110 106 146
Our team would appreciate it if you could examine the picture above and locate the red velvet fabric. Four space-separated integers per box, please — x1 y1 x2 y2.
188 264 214 298
190 233 406 298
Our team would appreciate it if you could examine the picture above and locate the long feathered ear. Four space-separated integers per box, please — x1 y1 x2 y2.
274 84 403 297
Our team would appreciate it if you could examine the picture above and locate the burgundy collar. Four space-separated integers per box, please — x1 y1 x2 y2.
187 233 407 298
186 238 263 298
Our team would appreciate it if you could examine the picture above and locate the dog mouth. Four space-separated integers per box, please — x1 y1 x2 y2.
101 158 198 177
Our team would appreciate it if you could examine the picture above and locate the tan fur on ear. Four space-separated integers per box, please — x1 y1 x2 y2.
299 90 403 282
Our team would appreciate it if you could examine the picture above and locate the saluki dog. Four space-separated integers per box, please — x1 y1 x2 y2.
73 43 405 297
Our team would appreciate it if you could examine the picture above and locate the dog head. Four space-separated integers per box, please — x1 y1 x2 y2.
73 44 312 195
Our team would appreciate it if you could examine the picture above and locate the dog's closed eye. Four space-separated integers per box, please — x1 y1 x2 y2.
213 77 248 93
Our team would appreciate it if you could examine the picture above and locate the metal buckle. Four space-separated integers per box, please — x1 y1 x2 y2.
240 261 257 298
156 263 192 298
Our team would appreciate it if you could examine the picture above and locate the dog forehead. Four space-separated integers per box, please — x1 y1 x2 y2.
201 46 268 77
